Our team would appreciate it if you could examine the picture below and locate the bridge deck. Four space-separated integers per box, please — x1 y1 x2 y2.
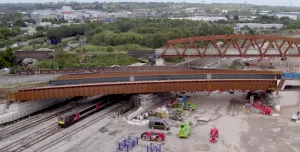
6 79 277 102
58 69 282 80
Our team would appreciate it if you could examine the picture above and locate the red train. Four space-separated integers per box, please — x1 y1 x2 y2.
58 94 131 127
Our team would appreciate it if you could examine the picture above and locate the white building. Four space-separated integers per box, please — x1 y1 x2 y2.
171 16 227 22
38 22 52 27
274 12 300 20
236 23 284 29
64 14 77 21
31 10 63 21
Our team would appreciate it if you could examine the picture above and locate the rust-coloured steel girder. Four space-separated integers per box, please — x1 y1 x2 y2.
6 79 277 102
160 34 300 58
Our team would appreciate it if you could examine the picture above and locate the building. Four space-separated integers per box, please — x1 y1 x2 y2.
236 23 284 29
274 12 300 20
37 22 52 27
31 10 63 21
131 11 161 19
172 16 227 22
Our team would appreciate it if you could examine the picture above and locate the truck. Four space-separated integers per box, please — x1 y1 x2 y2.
178 121 192 138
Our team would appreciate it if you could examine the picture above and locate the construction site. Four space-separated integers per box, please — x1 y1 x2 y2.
1 34 300 152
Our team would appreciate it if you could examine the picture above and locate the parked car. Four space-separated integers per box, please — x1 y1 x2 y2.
141 131 166 142
148 117 170 130
169 112 183 121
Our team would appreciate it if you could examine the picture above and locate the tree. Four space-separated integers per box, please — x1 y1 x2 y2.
233 15 239 21
36 26 45 31
75 35 80 41
241 25 250 30
0 47 15 68
106 46 114 52
225 14 230 20
249 29 255 35
13 19 25 27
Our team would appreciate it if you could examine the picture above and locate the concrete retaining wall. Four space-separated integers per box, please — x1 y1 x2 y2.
0 102 7 115
273 91 300 107
0 98 69 124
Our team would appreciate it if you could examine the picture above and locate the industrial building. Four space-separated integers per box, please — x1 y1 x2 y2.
274 12 300 20
236 23 284 29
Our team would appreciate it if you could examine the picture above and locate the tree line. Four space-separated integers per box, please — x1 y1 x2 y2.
0 48 15 69
46 18 234 49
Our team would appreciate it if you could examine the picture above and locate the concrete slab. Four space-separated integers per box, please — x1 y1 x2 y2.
198 116 210 122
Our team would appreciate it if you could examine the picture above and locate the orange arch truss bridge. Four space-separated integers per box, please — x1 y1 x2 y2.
160 34 300 58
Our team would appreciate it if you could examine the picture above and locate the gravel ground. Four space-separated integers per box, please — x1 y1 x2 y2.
3 92 297 152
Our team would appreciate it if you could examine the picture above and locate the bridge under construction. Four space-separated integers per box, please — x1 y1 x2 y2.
6 69 282 102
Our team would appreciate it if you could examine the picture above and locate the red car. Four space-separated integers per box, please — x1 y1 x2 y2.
141 131 166 142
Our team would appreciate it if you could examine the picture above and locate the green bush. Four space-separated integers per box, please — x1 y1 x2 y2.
36 53 137 69
165 58 185 63
106 46 114 52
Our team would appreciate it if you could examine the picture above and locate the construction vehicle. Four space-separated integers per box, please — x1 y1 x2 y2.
209 127 219 143
291 111 300 122
155 110 168 119
174 108 185 116
178 121 192 138
169 112 183 121
253 101 271 115
179 102 197 111
167 99 179 108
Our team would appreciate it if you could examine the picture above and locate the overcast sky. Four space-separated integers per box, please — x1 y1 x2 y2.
0 0 299 7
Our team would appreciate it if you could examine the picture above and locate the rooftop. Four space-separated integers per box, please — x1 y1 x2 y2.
275 12 300 15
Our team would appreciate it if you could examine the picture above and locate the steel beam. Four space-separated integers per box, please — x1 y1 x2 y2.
58 69 282 80
6 79 277 102
160 34 300 58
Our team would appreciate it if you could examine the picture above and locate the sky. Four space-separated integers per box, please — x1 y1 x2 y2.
0 0 299 7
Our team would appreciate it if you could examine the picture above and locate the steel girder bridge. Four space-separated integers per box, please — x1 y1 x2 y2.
159 34 300 58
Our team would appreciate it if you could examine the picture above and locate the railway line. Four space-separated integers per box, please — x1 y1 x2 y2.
183 57 222 67
34 103 126 152
0 95 134 152
0 123 62 152
0 103 128 152
0 96 101 141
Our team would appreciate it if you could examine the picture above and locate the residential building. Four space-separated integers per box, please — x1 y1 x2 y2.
274 12 300 20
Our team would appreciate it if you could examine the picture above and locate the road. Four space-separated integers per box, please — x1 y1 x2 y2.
0 74 61 87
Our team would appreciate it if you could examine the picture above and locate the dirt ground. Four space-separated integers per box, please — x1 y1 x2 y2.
25 92 298 152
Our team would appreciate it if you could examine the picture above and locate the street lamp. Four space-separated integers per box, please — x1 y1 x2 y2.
49 52 54 74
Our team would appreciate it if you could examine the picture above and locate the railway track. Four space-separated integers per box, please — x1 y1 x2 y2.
0 123 62 152
0 96 100 141
34 103 126 152
183 57 221 67
0 95 132 152
0 107 71 141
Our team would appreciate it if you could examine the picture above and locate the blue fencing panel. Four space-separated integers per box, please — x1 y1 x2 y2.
283 73 300 79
